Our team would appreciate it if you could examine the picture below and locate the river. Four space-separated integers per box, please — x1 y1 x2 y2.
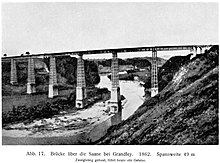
2 74 145 144
96 75 145 120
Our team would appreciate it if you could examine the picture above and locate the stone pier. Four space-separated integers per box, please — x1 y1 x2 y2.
109 51 121 113
10 59 17 85
190 47 194 54
76 54 87 108
195 47 198 54
48 56 58 98
190 47 197 59
199 47 203 54
151 49 158 97
27 57 36 94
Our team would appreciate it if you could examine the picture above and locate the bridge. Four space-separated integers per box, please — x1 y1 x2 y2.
2 44 212 113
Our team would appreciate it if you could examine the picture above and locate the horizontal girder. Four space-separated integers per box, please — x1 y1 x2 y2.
1 44 214 61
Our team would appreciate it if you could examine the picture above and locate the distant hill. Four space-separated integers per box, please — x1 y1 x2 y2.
96 45 219 145
91 56 166 68
91 56 166 74
141 56 167 67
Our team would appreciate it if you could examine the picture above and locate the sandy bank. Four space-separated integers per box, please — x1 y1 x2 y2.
2 102 113 145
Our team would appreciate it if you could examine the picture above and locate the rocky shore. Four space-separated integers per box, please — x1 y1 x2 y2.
2 101 113 145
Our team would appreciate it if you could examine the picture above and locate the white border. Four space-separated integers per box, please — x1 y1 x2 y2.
0 1 219 163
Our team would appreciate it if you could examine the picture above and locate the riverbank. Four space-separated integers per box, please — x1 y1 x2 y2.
2 75 145 145
2 101 114 145
2 87 110 127
2 86 112 145
107 69 150 82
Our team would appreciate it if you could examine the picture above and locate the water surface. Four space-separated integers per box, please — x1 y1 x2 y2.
97 75 145 120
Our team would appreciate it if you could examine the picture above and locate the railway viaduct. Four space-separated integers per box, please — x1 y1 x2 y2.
2 45 212 113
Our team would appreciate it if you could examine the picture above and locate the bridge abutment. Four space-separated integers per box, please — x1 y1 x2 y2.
151 49 158 97
10 59 18 85
48 56 58 98
75 54 87 108
27 57 36 94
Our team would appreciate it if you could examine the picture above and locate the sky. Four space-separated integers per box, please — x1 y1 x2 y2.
1 2 219 59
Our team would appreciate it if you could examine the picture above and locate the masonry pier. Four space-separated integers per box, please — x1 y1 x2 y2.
27 56 36 94
75 54 87 108
109 52 121 112
48 56 58 98
151 49 159 97
10 59 17 85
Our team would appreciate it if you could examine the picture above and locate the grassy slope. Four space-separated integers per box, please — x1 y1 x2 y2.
97 46 219 145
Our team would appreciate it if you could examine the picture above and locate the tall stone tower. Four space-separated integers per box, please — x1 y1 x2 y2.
75 54 87 108
27 57 36 94
10 59 18 85
48 56 58 98
151 49 158 97
109 51 121 113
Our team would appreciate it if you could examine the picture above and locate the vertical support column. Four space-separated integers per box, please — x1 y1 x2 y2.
151 49 158 97
94 60 100 74
199 47 203 54
195 47 198 55
76 54 87 108
10 59 18 85
109 51 121 113
190 47 196 56
190 47 197 59
48 56 58 98
27 56 36 94
201 47 205 54
189 47 194 54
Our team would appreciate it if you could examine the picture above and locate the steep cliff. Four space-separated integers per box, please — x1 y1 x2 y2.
144 54 192 91
97 45 219 145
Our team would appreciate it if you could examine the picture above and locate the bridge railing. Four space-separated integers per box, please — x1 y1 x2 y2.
1 44 214 60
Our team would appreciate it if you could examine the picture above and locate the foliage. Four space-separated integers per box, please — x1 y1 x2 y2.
2 56 100 95
96 45 219 145
44 56 100 86
2 88 110 126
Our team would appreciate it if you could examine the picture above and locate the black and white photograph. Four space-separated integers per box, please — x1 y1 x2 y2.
0 1 219 160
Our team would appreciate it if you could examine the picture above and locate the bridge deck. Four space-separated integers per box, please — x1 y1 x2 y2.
2 44 213 60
